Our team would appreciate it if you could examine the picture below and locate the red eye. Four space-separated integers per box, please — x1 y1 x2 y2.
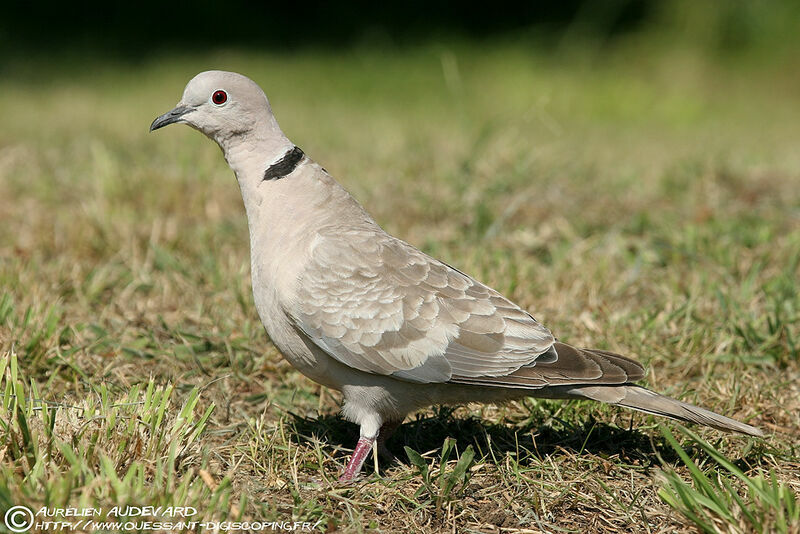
212 90 227 105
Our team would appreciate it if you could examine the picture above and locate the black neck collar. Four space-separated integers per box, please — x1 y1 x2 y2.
263 146 305 181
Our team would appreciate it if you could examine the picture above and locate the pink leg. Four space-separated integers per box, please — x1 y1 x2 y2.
338 436 375 483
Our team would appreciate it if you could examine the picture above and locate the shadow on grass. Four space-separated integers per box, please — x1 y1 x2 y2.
287 405 691 472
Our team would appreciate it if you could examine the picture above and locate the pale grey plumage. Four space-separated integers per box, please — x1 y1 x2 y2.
151 71 764 481
292 226 555 383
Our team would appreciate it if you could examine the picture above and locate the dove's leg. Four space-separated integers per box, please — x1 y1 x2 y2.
339 420 402 482
339 436 374 482
376 420 402 461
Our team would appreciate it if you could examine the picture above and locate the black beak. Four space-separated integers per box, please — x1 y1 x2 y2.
150 105 193 132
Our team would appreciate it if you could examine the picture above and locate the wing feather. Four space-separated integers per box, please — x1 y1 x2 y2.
289 227 555 383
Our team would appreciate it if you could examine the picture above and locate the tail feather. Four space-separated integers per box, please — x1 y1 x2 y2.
563 384 764 437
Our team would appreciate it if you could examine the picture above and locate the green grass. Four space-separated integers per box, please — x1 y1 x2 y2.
659 425 798 534
1 37 799 533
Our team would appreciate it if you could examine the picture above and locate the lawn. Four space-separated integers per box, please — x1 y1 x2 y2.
1 36 799 533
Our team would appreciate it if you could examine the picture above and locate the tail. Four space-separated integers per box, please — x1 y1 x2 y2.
562 384 764 437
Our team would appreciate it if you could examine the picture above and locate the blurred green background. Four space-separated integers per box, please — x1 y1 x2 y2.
3 0 800 58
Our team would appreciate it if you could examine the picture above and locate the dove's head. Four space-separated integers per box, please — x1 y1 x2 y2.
150 70 279 144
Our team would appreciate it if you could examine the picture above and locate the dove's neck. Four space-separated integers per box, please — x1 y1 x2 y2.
222 133 293 226
219 119 293 181
221 128 376 263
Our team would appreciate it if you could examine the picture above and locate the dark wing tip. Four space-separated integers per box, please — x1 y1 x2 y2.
448 342 646 389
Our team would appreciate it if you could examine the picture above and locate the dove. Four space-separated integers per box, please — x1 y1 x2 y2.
150 71 763 482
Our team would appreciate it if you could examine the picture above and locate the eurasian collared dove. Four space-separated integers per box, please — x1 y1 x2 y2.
151 71 763 482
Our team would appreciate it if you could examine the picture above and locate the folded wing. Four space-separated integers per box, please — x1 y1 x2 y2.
289 227 643 387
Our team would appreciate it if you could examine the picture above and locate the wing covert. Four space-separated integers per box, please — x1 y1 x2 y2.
288 227 556 383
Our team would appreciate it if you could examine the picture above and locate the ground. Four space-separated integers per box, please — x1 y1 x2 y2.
1 40 798 533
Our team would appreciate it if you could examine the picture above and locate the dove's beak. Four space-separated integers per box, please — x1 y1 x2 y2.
150 105 193 132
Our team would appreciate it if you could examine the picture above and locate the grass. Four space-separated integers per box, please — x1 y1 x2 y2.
0 36 799 533
658 425 798 533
